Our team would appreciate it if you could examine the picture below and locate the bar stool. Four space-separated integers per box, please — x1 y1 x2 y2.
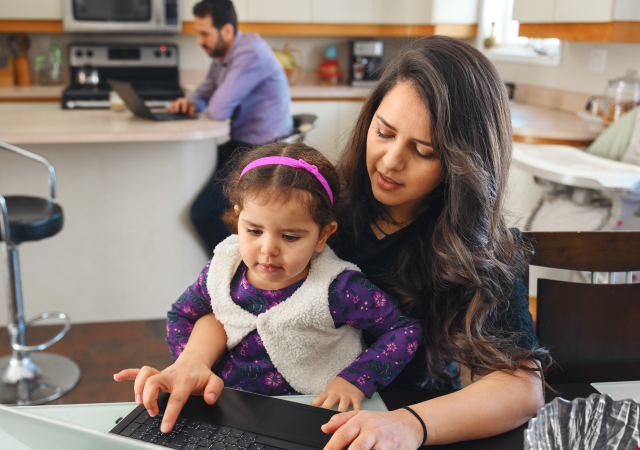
0 142 80 405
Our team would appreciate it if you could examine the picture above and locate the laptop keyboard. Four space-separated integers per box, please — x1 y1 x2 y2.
118 409 286 450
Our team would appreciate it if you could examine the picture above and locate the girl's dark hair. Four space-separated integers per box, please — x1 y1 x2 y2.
333 36 552 384
223 142 340 230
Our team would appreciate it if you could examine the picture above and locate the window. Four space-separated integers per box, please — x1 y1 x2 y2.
477 0 562 66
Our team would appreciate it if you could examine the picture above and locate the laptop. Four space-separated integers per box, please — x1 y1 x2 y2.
0 388 340 450
108 79 198 122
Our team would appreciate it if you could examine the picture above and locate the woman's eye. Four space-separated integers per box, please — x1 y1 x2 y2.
247 229 262 236
376 128 393 139
283 235 299 242
415 145 436 160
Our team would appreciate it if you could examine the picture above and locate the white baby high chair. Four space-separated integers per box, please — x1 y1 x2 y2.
512 142 640 283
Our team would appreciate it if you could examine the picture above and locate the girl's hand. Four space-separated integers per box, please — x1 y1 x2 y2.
321 409 424 450
113 355 224 434
311 377 366 412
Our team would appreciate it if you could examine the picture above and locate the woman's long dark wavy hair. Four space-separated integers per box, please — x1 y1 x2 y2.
332 36 552 384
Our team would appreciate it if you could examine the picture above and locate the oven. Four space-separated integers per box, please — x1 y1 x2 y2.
63 0 181 34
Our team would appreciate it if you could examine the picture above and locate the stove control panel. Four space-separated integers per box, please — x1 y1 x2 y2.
69 43 179 67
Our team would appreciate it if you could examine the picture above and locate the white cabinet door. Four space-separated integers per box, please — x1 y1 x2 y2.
312 0 375 24
512 0 556 23
290 101 341 162
432 0 479 24
335 102 364 162
0 0 62 19
613 0 640 21
183 0 247 22
247 0 312 23
554 0 614 22
374 0 433 25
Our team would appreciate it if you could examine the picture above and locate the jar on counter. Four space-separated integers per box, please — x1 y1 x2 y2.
603 69 640 126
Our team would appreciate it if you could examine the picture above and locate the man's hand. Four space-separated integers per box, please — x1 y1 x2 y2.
311 377 366 412
166 97 196 116
113 355 223 434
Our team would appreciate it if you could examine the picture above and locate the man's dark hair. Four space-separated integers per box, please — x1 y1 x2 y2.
193 0 238 35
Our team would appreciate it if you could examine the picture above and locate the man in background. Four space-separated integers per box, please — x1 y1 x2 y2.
167 0 293 254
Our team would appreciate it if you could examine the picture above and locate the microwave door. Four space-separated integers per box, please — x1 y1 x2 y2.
73 0 151 22
63 0 181 34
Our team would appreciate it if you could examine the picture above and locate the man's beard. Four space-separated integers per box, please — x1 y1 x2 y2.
204 36 227 59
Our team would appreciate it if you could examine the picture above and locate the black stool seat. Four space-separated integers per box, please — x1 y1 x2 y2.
1 196 63 245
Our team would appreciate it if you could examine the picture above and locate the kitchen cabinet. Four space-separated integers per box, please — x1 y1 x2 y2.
432 0 479 24
515 0 640 42
290 100 363 163
246 0 311 23
374 0 433 25
312 0 376 24
0 0 62 20
512 0 555 24
514 0 617 24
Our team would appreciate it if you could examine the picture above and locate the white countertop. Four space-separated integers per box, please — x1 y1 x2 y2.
510 103 603 142
0 85 605 144
0 109 230 144
0 84 370 101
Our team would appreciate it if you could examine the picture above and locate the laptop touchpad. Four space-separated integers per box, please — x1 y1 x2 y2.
257 403 331 443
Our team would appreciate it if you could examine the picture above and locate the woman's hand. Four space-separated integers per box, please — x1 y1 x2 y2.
321 409 424 450
311 377 366 412
113 355 224 434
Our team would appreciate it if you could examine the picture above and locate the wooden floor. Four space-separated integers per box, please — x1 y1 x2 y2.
0 319 174 405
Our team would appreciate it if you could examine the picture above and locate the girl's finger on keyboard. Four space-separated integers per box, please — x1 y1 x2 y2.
338 396 350 412
311 392 328 407
322 393 340 410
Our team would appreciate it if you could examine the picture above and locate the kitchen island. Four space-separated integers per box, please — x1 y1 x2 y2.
0 109 229 325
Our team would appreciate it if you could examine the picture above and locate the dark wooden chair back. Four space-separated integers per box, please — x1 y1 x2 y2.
537 279 640 383
523 231 640 384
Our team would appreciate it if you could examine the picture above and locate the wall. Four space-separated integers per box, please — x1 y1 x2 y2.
494 41 640 97
0 32 409 86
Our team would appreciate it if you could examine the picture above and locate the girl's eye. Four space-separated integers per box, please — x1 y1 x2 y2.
283 235 299 242
247 229 262 236
376 128 393 139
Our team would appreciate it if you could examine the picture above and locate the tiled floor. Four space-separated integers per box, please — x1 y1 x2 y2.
0 319 173 405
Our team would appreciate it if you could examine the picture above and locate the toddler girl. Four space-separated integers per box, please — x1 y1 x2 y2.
166 142 421 409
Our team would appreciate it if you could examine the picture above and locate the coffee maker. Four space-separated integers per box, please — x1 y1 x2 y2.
349 40 384 88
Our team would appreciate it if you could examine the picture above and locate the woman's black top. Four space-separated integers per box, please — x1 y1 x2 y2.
338 212 541 391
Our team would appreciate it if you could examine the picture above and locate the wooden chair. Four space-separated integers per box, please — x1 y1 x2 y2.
523 231 640 384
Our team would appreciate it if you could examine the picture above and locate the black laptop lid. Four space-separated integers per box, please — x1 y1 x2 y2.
108 79 156 120
111 388 339 449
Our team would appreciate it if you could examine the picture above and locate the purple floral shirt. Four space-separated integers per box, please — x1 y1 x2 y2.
167 260 422 398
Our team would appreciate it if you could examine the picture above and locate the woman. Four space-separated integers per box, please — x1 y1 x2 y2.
321 36 551 448
115 36 550 447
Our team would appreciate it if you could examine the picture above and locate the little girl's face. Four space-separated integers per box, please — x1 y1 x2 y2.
236 193 336 291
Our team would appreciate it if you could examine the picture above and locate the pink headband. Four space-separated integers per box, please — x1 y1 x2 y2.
239 156 334 205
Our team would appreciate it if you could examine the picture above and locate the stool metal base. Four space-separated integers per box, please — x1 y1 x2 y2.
0 353 81 405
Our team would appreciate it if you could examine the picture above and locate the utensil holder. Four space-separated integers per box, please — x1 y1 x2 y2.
0 57 14 87
15 57 31 86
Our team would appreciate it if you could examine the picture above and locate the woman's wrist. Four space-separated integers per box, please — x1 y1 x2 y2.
394 407 428 447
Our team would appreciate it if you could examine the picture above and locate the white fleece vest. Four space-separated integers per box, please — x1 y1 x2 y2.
206 235 365 395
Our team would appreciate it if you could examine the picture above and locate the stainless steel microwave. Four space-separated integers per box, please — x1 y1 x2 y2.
63 0 182 34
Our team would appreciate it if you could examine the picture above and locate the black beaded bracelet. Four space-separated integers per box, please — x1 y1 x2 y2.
402 405 427 446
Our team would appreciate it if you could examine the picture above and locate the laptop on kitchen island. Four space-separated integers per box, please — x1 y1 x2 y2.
108 79 198 122
0 388 340 450
110 388 339 449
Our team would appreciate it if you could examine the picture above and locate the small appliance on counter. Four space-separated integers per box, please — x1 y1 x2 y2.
62 43 184 109
602 69 640 126
349 40 383 88
63 0 181 34
318 44 342 86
